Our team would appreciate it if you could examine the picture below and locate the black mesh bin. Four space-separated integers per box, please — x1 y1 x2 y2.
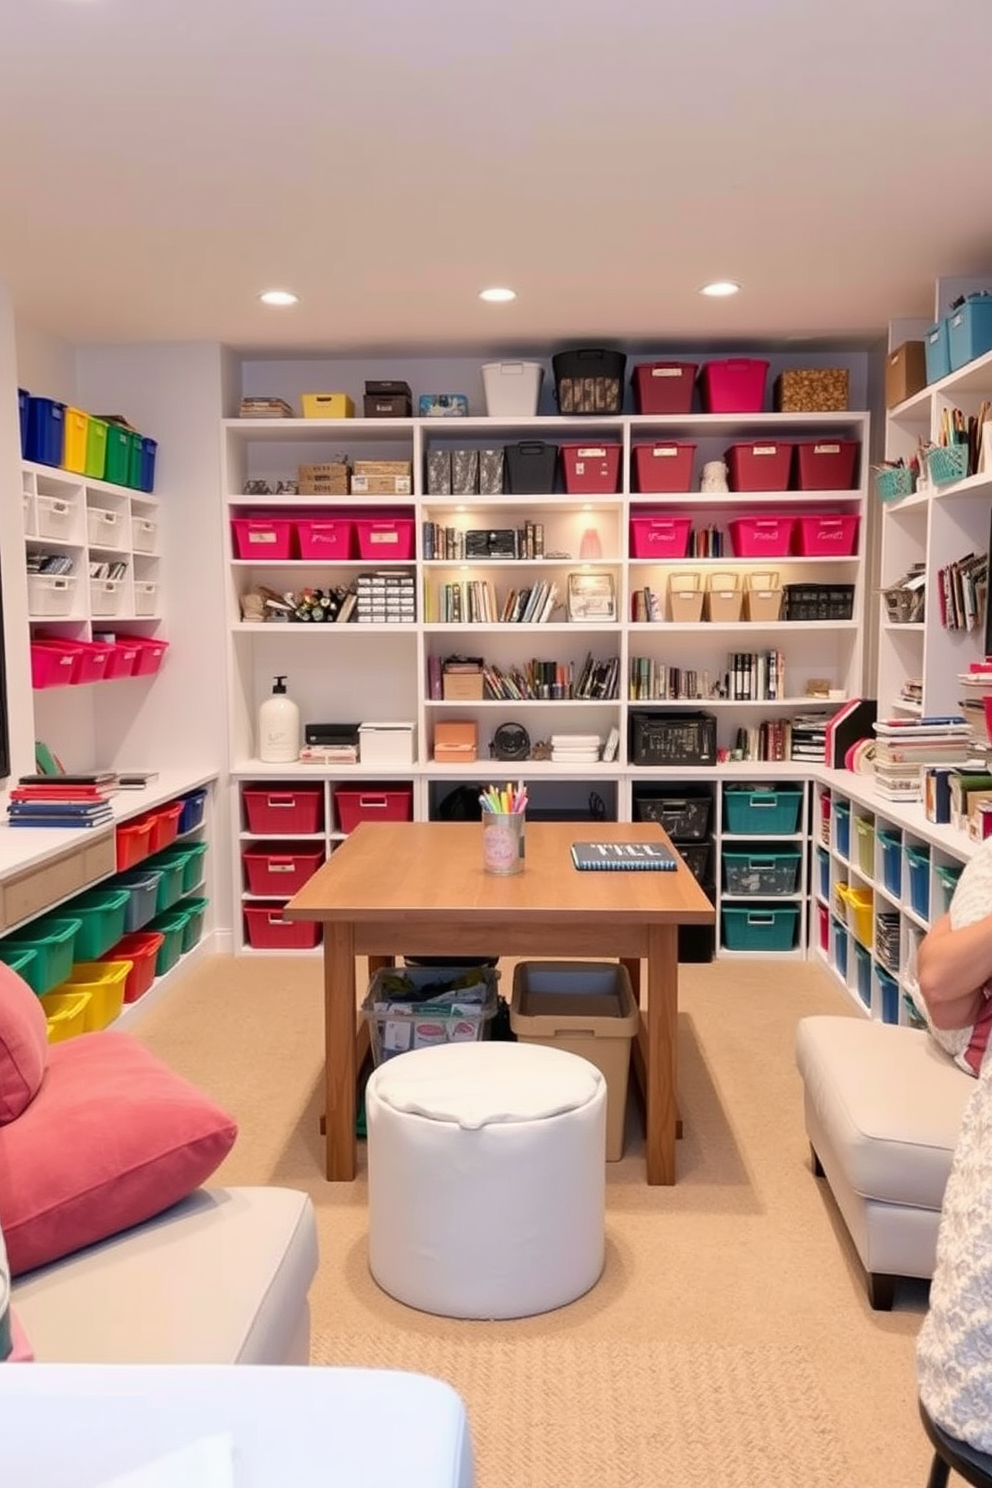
629 711 717 766
504 441 558 494
552 350 627 415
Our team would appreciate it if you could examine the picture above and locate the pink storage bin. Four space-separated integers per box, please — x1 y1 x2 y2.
632 443 696 493
231 517 296 560
795 514 860 557
795 441 860 490
560 443 622 495
129 637 169 676
699 359 769 413
726 442 794 492
728 515 796 558
630 515 693 560
632 362 697 415
355 518 415 561
31 640 78 689
296 518 356 560
105 640 140 679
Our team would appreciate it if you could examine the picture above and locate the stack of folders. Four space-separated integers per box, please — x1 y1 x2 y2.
550 733 601 764
872 718 973 802
7 773 118 829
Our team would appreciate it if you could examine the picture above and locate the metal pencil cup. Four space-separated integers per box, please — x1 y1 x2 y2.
482 811 525 875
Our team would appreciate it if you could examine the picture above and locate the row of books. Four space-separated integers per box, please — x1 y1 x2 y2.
482 655 620 702
421 523 545 562
936 550 988 632
626 651 787 703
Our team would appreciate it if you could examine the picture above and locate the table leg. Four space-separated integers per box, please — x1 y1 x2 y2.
644 923 678 1185
324 922 357 1181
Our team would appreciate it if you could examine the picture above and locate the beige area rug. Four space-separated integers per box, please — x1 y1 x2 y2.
311 1331 849 1488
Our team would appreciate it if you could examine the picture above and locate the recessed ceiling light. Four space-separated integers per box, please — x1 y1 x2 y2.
258 289 299 307
699 280 741 298
479 287 517 303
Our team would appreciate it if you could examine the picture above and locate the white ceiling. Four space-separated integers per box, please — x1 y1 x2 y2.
1 0 991 353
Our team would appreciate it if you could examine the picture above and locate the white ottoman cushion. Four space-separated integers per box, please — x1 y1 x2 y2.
367 1041 606 1319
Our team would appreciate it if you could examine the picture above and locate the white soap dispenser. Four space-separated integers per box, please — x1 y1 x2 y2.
258 675 300 763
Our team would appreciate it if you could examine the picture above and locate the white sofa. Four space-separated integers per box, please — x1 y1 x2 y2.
795 1016 974 1309
11 1185 318 1364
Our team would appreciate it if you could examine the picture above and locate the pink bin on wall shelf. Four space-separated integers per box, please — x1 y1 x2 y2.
699 359 770 413
31 640 79 689
296 519 356 561
129 637 169 676
354 519 415 561
630 515 693 560
795 514 860 557
728 515 796 558
632 443 696 493
231 517 296 560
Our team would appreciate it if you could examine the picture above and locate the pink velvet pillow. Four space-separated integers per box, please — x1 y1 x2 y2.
0 963 48 1125
0 1031 237 1276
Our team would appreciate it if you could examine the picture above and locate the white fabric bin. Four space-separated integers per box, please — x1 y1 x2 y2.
482 361 544 417
131 516 158 554
27 574 76 617
133 580 159 616
36 495 77 542
90 578 126 617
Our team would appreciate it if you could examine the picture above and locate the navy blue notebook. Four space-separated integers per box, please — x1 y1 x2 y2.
570 841 678 871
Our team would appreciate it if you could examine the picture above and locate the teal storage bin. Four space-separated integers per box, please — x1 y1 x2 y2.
721 903 799 952
0 945 39 993
935 863 964 916
816 847 830 900
878 829 902 896
178 895 208 954
110 868 163 932
947 295 992 372
723 850 802 896
723 787 803 836
877 967 900 1024
832 917 849 979
144 851 187 912
147 908 190 976
854 941 871 1008
925 319 951 383
1 916 82 995
906 846 931 920
68 887 130 960
178 840 208 894
834 800 851 859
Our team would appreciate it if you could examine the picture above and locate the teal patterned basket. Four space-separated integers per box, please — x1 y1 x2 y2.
873 464 916 502
926 443 969 487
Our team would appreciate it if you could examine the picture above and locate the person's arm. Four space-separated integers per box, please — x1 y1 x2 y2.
916 911 992 1029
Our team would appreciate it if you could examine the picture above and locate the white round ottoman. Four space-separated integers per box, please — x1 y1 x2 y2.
366 1040 607 1319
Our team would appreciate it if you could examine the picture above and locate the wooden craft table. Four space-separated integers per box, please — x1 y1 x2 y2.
285 820 714 1185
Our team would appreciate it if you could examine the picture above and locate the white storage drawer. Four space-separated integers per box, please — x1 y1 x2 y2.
36 495 77 542
27 574 76 617
131 516 158 554
90 578 126 617
87 505 127 550
133 580 159 616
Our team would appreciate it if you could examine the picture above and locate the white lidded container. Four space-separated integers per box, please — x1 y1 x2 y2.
359 721 417 768
481 361 544 418
258 675 300 763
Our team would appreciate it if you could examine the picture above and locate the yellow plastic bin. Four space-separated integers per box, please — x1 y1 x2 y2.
59 959 132 1030
836 883 874 948
62 407 90 474
509 961 639 1161
39 990 91 1043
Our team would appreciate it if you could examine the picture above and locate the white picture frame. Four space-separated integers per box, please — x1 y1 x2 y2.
567 570 617 623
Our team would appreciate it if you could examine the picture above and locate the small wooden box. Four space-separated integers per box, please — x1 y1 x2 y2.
434 719 478 762
885 341 927 409
298 463 349 495
442 670 485 702
773 369 849 412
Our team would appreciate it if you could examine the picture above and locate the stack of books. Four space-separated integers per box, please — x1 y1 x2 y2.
7 772 118 829
789 713 832 763
872 718 973 802
239 396 294 419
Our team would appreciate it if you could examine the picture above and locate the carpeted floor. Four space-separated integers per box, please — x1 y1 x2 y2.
135 953 935 1488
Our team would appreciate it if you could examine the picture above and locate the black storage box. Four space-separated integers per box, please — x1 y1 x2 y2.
673 841 711 884
365 380 412 396
634 794 712 839
629 711 717 767
782 583 855 621
504 441 558 494
365 394 412 417
552 349 627 415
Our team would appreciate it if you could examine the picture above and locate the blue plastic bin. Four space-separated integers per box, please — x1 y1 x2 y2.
925 320 951 383
832 917 849 979
877 967 900 1025
177 788 207 835
17 388 29 457
906 845 931 919
854 941 871 1008
25 397 66 466
947 295 992 372
110 868 163 932
817 847 830 900
721 904 799 952
138 436 158 493
723 787 803 836
834 800 851 859
878 829 902 896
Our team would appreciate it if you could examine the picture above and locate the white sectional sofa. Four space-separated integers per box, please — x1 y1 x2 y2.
12 1185 318 1363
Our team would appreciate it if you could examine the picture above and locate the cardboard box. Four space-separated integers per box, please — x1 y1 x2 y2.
298 462 349 495
434 719 478 762
773 369 849 412
443 670 485 702
350 474 413 495
885 341 927 408
358 721 417 767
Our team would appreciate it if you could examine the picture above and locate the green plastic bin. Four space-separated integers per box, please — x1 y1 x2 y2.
68 887 130 960
125 429 144 489
178 840 208 894
144 851 187 912
147 908 190 976
178 895 208 953
935 863 964 916
0 945 39 992
84 416 108 479
103 423 132 486
721 904 799 952
1 917 82 995
724 787 803 836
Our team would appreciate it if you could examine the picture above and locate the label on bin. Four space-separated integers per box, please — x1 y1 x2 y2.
813 444 840 454
652 447 678 457
413 1020 447 1049
651 367 683 378
751 445 778 456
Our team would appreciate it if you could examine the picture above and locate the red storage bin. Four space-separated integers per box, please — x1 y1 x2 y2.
699 359 769 413
231 517 296 560
728 515 796 558
795 513 860 557
143 801 183 853
354 518 415 560
726 442 794 492
31 640 79 689
818 902 829 952
105 640 140 679
795 440 860 490
244 902 322 951
116 816 156 871
243 843 325 896
243 786 324 835
129 637 169 676
560 443 622 495
632 362 697 415
632 443 696 493
334 786 413 834
296 518 356 560
630 514 692 560
102 930 165 1002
